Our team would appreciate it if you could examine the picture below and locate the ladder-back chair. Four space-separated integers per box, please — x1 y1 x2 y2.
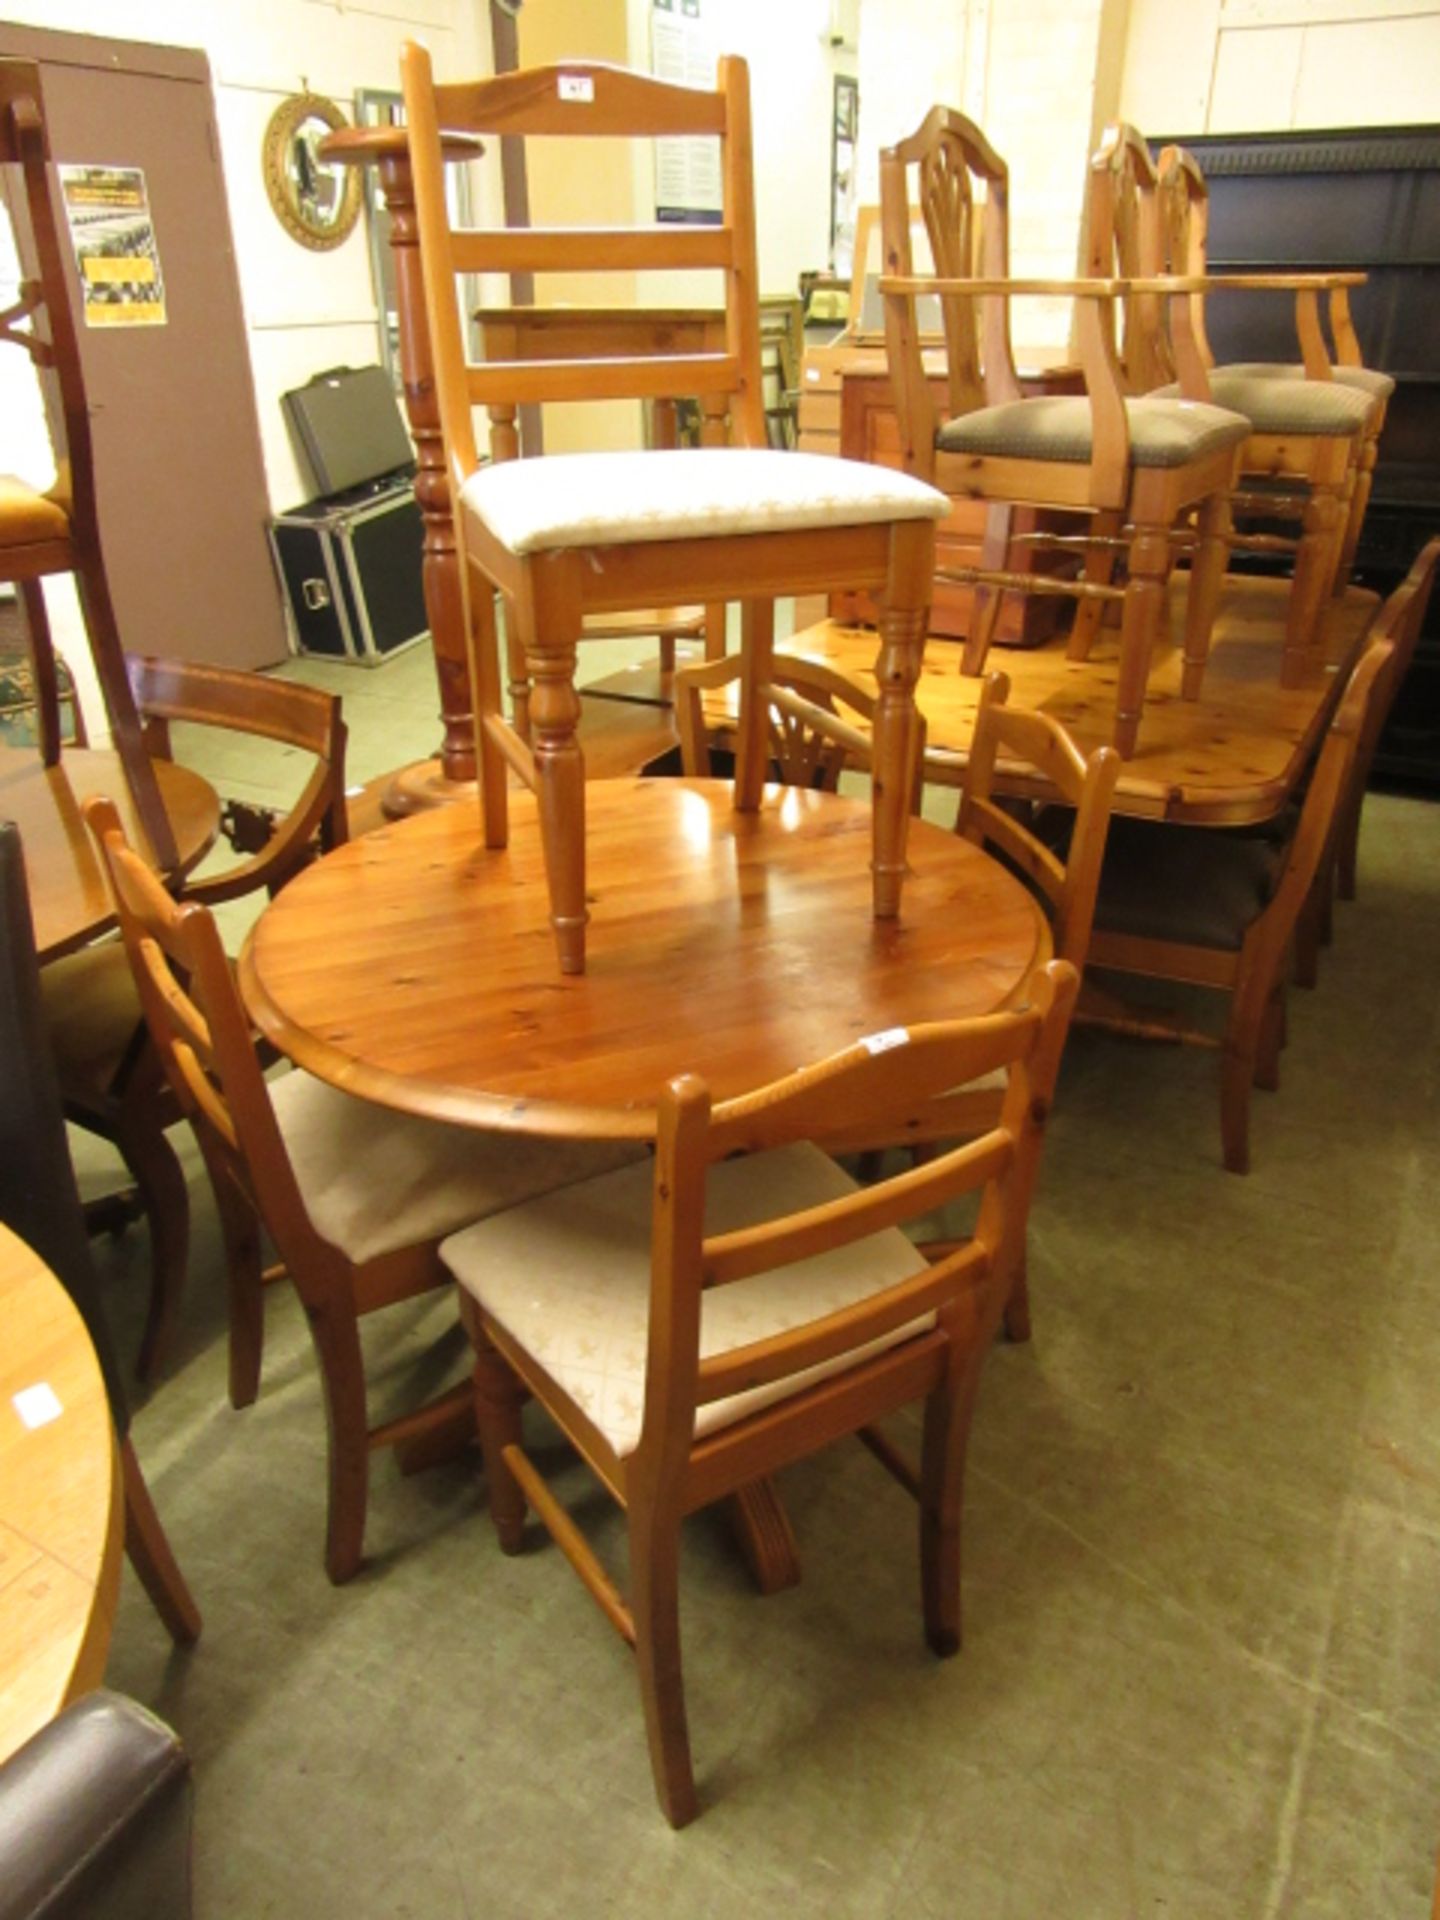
41 662 348 1383
401 44 948 974
83 797 642 1583
879 107 1250 757
1152 143 1378 684
1082 636 1392 1171
444 959 1078 1825
0 60 176 870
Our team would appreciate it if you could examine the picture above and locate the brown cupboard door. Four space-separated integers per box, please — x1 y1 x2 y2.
2 23 287 669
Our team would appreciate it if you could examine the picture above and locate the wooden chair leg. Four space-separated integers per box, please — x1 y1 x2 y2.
702 599 727 662
17 579 64 765
734 598 777 813
307 1304 371 1585
870 518 934 921
470 579 510 852
1335 794 1362 903
472 1333 528 1554
1002 1244 1031 1344
112 1106 190 1387
1066 509 1122 662
1294 878 1324 991
919 1331 990 1659
1112 522 1169 759
526 562 588 975
628 1497 698 1828
1279 485 1340 690
203 1146 265 1410
1220 971 1273 1174
961 505 1011 676
121 1435 202 1644
1180 490 1232 701
1255 986 1285 1092
1334 430 1377 595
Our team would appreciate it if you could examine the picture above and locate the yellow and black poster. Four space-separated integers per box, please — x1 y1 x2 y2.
58 165 167 327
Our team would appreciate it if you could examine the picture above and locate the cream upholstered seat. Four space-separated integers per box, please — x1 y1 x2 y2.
460 447 944 558
83 792 642 1585
937 395 1247 468
272 1070 639 1270
403 45 948 976
447 961 1079 1826
444 1142 929 1459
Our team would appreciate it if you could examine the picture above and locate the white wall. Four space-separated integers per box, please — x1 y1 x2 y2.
1121 0 1440 134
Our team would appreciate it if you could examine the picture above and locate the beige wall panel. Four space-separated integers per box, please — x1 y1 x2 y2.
1290 14 1440 126
1120 0 1224 134
1208 24 1303 131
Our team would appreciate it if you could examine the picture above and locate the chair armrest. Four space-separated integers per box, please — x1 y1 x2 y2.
0 1692 193 1920
878 273 1211 300
1196 271 1366 292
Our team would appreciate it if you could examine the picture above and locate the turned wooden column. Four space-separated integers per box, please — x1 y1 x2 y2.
322 127 481 813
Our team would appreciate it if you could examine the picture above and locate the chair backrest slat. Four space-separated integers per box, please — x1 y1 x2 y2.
637 960 1078 1457
1086 123 1173 393
957 673 1119 967
402 42 767 478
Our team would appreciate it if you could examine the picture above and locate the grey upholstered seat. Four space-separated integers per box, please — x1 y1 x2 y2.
935 395 1249 468
1150 372 1374 436
1091 817 1283 952
1219 361 1395 403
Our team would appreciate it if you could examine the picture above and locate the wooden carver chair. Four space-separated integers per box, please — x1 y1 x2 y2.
39 661 349 1383
443 958 1078 1825
1149 143 1378 684
0 59 176 870
401 44 949 975
878 107 1250 758
1080 636 1392 1172
1294 537 1440 987
0 821 200 1650
84 798 641 1583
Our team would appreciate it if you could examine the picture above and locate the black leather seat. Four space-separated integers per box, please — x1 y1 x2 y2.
0 1691 192 1920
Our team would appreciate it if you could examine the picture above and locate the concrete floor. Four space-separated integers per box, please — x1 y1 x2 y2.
82 631 1440 1918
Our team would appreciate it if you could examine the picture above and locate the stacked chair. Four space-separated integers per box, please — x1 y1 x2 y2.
1085 123 1377 689
877 106 1252 757
401 43 950 975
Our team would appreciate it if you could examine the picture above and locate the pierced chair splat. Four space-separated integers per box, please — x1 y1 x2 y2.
401 44 949 974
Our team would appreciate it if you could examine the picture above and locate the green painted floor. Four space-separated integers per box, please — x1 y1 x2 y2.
79 633 1440 1918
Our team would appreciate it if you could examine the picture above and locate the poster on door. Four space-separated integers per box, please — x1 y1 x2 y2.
57 165 167 327
651 0 722 224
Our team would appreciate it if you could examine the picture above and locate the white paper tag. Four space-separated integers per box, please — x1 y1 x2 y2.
558 73 594 103
13 1383 64 1430
860 1027 908 1056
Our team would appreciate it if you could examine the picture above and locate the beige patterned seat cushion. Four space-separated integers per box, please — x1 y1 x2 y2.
442 1141 933 1460
1150 372 1373 435
269 1070 644 1266
459 448 949 558
936 396 1249 469
1219 362 1395 404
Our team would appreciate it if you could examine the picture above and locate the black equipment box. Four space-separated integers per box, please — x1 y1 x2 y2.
269 481 428 666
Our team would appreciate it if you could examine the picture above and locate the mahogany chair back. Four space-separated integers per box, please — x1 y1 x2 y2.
956 672 1120 968
0 61 175 866
127 656 349 903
